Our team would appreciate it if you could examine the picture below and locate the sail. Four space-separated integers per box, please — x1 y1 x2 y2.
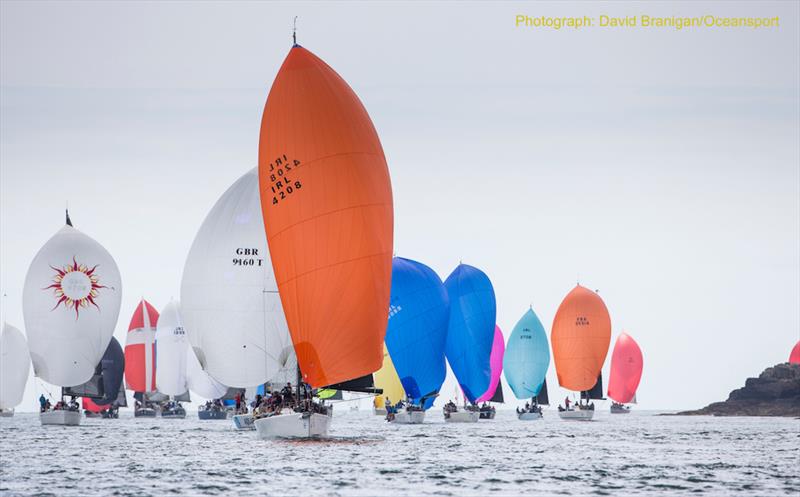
372 346 406 404
790 341 800 364
155 301 189 396
551 285 611 392
114 382 128 407
174 390 191 402
477 326 506 403
443 264 496 403
186 347 228 399
181 168 294 388
0 323 30 410
64 336 124 405
536 379 550 405
503 308 550 400
82 397 103 413
384 257 449 409
489 381 504 403
607 332 644 404
23 217 122 387
257 46 394 387
124 299 159 392
317 389 343 400
581 373 605 400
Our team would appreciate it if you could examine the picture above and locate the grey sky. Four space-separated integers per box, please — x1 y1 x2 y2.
2 1 798 411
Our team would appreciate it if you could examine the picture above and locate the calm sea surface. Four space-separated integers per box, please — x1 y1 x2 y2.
1 408 798 496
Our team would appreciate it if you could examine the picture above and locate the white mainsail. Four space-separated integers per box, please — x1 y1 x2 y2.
155 300 189 396
0 323 31 410
23 218 122 387
181 168 294 388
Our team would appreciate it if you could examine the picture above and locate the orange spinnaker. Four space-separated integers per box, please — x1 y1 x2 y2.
790 341 800 365
551 285 611 391
607 332 643 404
258 46 394 388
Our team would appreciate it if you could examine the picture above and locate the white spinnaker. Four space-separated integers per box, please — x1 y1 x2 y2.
0 323 31 410
181 168 293 388
186 347 228 399
23 223 122 387
155 300 189 396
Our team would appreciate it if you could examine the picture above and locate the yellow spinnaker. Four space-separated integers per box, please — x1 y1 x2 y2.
373 345 405 407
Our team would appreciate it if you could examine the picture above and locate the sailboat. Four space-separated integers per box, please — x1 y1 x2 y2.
790 341 800 364
442 264 496 423
476 326 505 420
182 167 296 429
0 323 31 417
155 300 190 419
253 41 393 439
503 308 551 420
372 345 406 417
551 285 611 421
383 257 449 424
125 299 159 418
24 212 122 426
608 332 643 414
63 336 125 418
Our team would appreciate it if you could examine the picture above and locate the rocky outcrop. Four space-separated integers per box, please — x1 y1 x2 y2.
677 362 800 417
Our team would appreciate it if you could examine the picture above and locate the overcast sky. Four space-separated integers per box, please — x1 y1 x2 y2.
2 1 798 411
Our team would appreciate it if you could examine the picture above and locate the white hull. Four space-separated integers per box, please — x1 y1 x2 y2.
0 409 14 418
254 411 332 439
558 409 595 421
40 410 81 426
517 411 543 420
444 410 479 423
391 410 425 424
232 413 255 430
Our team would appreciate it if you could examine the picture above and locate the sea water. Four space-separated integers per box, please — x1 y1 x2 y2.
0 409 797 496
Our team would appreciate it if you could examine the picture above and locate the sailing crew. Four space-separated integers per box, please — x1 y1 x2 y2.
39 394 47 412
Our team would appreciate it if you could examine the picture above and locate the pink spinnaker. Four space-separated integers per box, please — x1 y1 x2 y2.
607 332 644 404
477 326 505 402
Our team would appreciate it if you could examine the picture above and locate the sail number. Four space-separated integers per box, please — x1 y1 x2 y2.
233 248 264 267
267 154 302 205
575 317 590 326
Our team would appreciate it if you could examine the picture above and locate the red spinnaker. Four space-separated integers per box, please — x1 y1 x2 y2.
607 332 643 404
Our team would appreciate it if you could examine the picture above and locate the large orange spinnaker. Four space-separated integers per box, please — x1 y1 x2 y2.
258 46 393 388
607 332 643 404
551 285 611 392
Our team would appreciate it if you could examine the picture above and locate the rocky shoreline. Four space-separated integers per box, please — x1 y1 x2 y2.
675 362 800 417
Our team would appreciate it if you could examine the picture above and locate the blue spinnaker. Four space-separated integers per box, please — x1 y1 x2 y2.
443 264 496 403
503 308 550 400
385 257 449 409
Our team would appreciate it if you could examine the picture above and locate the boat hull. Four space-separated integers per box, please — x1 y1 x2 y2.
232 413 255 430
254 411 332 439
610 405 631 414
161 408 186 419
444 410 479 423
40 410 81 426
479 410 496 420
391 410 425 424
0 409 14 418
134 408 157 418
518 411 543 420
198 410 228 420
558 409 594 421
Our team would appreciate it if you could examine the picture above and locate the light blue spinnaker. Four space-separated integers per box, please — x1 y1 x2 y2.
443 264 496 403
503 308 550 400
385 257 449 409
